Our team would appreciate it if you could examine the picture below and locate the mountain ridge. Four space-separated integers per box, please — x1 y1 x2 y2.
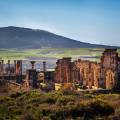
0 26 118 49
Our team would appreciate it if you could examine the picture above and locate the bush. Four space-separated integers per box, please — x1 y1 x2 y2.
23 112 36 120
50 108 66 120
69 104 94 119
10 92 24 98
56 95 75 106
0 90 118 120
89 100 115 117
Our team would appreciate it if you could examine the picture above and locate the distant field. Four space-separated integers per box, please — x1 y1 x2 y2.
0 48 120 63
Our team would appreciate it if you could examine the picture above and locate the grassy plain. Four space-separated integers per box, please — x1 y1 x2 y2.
0 48 107 62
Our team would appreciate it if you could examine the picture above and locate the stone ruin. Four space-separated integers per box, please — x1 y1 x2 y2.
54 49 120 89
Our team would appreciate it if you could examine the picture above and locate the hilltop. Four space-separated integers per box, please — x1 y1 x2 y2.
0 26 118 49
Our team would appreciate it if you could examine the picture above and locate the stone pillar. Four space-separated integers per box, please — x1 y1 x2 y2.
14 60 16 74
30 61 35 69
8 60 10 75
16 60 22 84
0 60 2 75
1 60 4 75
43 61 46 72
27 69 38 88
16 61 20 75
20 60 22 75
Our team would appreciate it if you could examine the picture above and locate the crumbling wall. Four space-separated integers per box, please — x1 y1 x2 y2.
54 57 72 83
73 60 100 88
54 49 120 89
101 49 118 89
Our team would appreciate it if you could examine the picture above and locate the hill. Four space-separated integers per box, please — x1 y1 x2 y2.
0 26 118 49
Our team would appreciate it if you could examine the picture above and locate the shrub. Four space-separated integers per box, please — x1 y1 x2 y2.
23 112 36 120
70 104 94 119
89 100 115 117
10 92 24 98
56 95 75 106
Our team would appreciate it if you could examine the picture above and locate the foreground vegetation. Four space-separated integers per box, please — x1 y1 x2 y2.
0 90 120 120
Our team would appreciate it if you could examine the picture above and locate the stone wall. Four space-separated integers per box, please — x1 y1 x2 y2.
54 49 120 89
54 57 72 83
101 49 118 89
72 60 100 88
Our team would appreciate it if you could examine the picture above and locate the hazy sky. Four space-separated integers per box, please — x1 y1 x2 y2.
0 0 120 46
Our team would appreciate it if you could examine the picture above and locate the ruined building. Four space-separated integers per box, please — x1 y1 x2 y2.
0 48 120 90
100 49 119 89
0 60 24 82
14 60 23 83
54 49 120 89
54 57 72 83
72 60 101 89
25 61 38 88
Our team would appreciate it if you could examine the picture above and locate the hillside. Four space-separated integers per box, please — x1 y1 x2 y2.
0 26 118 49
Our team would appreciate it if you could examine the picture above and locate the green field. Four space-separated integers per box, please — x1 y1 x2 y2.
0 48 120 63
0 48 103 61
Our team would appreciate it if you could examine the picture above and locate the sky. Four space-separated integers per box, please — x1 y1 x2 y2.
0 0 120 46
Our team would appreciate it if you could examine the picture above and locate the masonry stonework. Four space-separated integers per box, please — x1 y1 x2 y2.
54 49 120 89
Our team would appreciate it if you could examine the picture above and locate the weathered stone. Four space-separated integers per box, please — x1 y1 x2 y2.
54 57 72 83
54 49 120 89
101 49 118 89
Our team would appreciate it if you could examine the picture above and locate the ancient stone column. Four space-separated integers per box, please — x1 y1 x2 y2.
16 60 22 84
43 61 46 72
14 60 16 74
1 60 4 73
16 61 20 75
8 60 10 75
30 61 35 69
